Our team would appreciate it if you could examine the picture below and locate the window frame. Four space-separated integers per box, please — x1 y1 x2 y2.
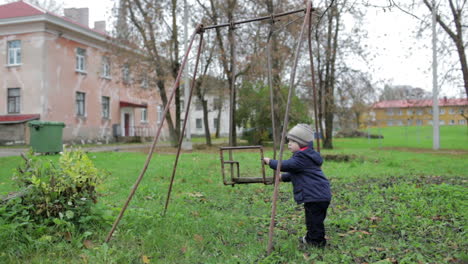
157 105 162 124
102 96 110 119
141 108 148 123
122 63 131 83
7 88 21 114
7 40 21 66
196 118 203 129
102 56 111 79
75 47 87 73
76 92 86 116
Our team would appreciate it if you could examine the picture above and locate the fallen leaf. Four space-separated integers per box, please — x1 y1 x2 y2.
194 234 204 242
141 255 150 264
64 232 72 242
181 247 187 254
79 254 88 264
83 240 94 249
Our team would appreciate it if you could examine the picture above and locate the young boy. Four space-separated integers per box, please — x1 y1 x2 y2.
263 124 331 247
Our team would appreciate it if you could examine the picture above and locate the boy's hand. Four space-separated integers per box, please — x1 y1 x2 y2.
263 157 271 165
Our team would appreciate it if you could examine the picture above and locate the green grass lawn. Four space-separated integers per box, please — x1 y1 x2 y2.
0 139 467 263
334 125 468 150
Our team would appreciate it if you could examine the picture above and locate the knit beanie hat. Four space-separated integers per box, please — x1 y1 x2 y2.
287 123 314 147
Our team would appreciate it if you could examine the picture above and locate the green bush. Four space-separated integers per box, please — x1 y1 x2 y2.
1 149 109 242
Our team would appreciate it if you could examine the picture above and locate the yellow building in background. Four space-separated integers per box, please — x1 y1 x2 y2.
362 98 468 128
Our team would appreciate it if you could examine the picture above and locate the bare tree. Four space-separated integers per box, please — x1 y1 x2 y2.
336 69 375 129
421 0 468 98
116 0 183 145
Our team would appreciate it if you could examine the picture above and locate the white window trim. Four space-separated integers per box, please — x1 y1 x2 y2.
76 92 86 117
102 96 110 119
7 40 21 66
75 48 87 73
102 57 111 79
140 108 148 123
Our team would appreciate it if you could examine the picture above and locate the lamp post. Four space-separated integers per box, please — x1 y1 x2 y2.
431 0 440 150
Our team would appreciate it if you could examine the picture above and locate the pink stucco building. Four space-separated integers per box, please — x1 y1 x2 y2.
0 1 168 145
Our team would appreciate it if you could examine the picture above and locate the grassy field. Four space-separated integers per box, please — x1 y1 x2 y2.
1 143 467 263
335 125 468 150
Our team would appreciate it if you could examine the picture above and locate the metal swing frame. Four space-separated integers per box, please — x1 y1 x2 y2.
105 1 320 256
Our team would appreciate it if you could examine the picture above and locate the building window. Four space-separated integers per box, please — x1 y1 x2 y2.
157 105 162 124
440 108 445 114
428 120 433 125
387 120 393 126
7 40 21 65
102 56 111 78
407 109 413 115
449 120 455 125
416 109 423 115
440 120 445 125
141 75 148 89
428 109 433 115
122 63 130 83
195 99 203 111
7 88 20 113
407 119 413 126
180 99 185 111
76 92 86 116
196 118 203 129
449 108 456 114
75 47 86 72
102 96 110 119
213 118 218 128
141 108 147 122
459 120 466 125
416 119 422 126
213 98 221 110
386 109 394 116
397 120 403 126
397 110 403 116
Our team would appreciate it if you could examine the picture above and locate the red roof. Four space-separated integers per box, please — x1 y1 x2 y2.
0 1 45 19
120 101 148 108
0 114 40 124
373 98 468 109
0 1 108 37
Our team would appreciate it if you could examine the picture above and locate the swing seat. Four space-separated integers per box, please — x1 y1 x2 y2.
232 177 274 184
219 145 271 185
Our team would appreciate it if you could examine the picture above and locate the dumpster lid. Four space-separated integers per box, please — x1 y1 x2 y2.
0 114 40 124
28 120 65 127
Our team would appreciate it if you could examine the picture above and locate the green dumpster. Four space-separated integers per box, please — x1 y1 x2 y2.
28 121 65 153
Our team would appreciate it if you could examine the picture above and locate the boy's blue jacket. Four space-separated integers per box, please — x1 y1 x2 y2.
268 141 332 204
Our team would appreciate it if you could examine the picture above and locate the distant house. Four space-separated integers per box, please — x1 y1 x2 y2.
188 95 231 137
362 98 468 127
0 1 169 145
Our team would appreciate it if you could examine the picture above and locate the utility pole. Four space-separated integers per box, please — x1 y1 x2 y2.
182 0 192 150
432 0 440 150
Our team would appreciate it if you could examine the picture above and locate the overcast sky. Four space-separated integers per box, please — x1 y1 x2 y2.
1 0 462 98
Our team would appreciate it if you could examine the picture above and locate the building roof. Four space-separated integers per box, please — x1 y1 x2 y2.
372 98 468 109
0 114 40 124
0 1 107 38
0 1 44 19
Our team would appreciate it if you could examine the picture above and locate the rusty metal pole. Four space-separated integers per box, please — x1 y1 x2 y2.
267 20 278 159
104 25 201 243
266 2 312 255
164 28 205 215
308 4 320 152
